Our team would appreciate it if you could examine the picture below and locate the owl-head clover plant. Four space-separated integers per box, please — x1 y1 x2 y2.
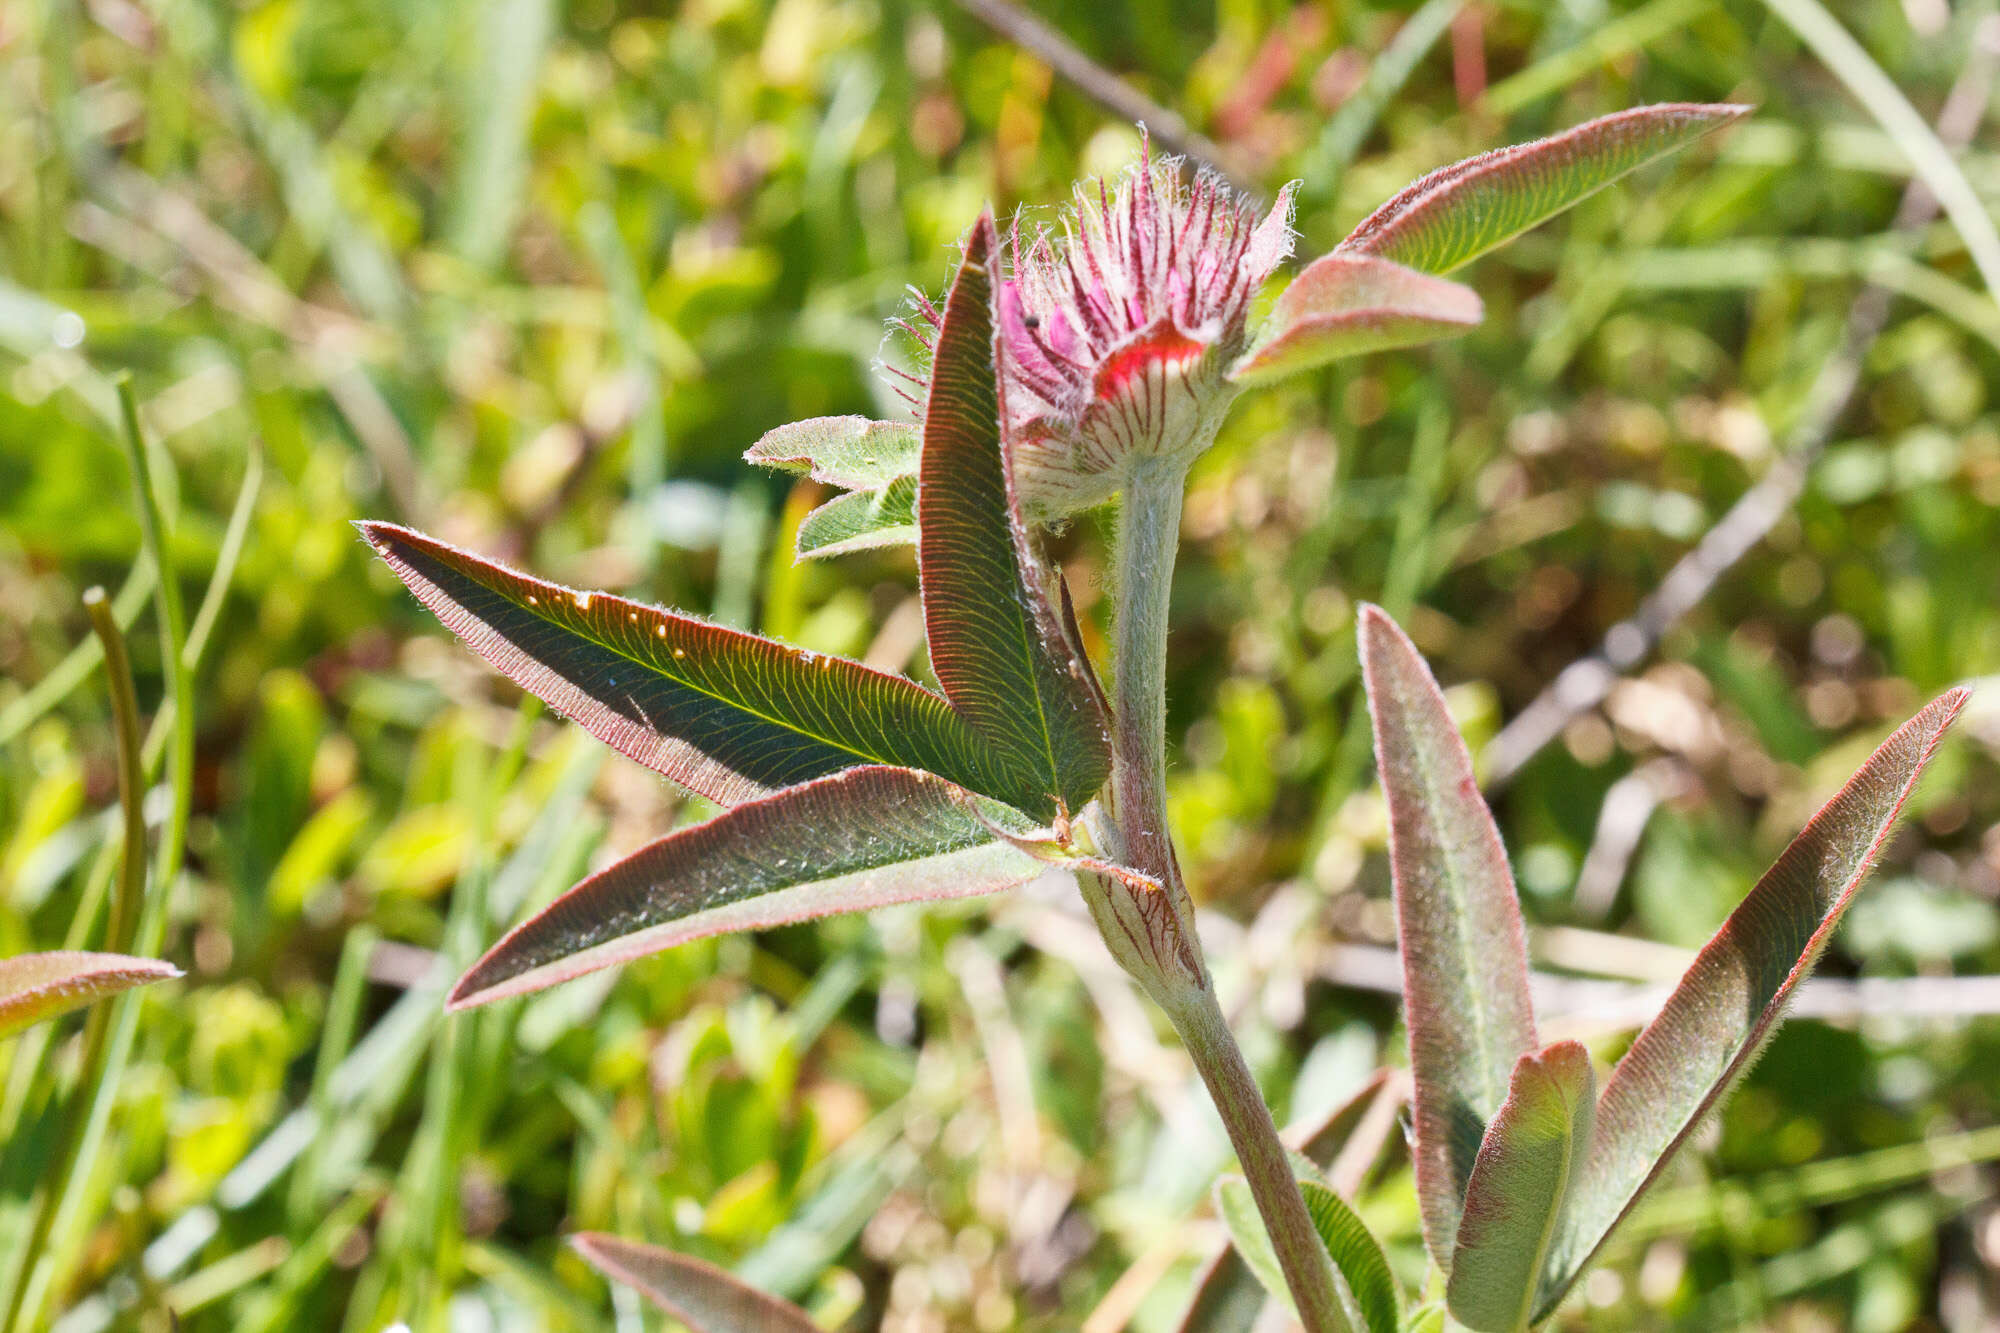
361 104 1970 1332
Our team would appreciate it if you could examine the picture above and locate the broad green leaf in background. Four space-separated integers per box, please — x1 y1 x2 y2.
1358 604 1537 1267
915 211 1109 818
1338 103 1751 275
1216 1173 1400 1333
571 1233 820 1333
793 475 917 559
360 522 1009 808
448 765 1043 1009
744 415 920 489
0 952 180 1040
1447 1041 1595 1332
1229 254 1483 386
1539 688 1968 1318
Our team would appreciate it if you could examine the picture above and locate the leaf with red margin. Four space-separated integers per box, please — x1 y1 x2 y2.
1358 604 1537 1270
1230 254 1483 386
571 1233 819 1333
448 765 1043 1009
1447 1041 1594 1332
0 951 181 1039
917 212 1110 817
359 521 1017 810
1537 688 1967 1319
1339 104 1750 275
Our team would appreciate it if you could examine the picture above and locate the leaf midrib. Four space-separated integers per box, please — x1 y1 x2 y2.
1513 1086 1578 1333
1403 670 1510 1115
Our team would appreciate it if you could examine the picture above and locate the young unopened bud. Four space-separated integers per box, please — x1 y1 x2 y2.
995 140 1296 521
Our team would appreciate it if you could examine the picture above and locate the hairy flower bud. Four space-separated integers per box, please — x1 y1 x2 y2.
995 141 1296 521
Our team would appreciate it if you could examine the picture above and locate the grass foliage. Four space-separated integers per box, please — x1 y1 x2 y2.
1 0 1997 1328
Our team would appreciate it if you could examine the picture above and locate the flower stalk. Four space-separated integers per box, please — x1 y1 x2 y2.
1087 453 1347 1333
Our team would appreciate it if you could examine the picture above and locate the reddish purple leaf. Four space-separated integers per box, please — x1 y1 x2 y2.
1228 254 1482 386
1540 688 1968 1318
1358 604 1537 1268
917 211 1110 817
360 522 1016 810
0 951 181 1039
449 765 1042 1009
571 1233 820 1332
1339 104 1750 275
1448 1041 1594 1332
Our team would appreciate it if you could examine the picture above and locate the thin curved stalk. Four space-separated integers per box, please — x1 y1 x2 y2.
0 591 149 1333
6 379 196 1331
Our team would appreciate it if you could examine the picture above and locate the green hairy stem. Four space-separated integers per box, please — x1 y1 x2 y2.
1090 455 1347 1333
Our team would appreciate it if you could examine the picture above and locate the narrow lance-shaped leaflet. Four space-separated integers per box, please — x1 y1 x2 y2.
448 765 1043 1010
1338 103 1751 276
1537 687 1968 1319
0 952 182 1040
917 211 1110 818
571 1233 820 1333
1358 604 1537 1269
359 521 1023 812
1446 1040 1595 1332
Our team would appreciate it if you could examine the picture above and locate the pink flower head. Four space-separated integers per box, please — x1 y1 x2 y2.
997 140 1295 519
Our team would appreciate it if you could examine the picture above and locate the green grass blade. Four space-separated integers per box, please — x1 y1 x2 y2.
572 1233 820 1333
359 521 1008 807
1446 1040 1595 1332
1540 689 1968 1319
1358 604 1537 1268
1338 104 1750 275
447 765 1043 1009
1759 0 2000 296
1230 254 1482 386
916 212 1110 819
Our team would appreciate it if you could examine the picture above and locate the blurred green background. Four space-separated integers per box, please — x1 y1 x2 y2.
3 0 1998 1327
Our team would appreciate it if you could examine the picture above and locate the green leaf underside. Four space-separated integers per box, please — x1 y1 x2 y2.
1229 254 1482 386
360 521 1020 810
1447 1041 1595 1333
0 951 181 1039
1359 605 1537 1268
572 1233 819 1333
1339 103 1751 275
916 212 1110 817
449 765 1043 1009
795 474 917 558
1216 1175 1399 1333
1538 688 1967 1319
743 415 920 490
1178 1071 1394 1333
